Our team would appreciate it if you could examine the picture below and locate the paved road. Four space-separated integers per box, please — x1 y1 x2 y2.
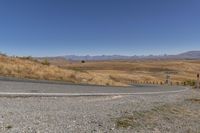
0 77 188 96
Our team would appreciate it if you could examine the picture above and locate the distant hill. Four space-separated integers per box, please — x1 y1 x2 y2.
58 55 134 60
39 51 200 61
175 51 200 59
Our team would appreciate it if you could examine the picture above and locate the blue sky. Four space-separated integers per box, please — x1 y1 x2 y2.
0 0 200 56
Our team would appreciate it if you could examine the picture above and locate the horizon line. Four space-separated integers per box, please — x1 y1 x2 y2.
1 50 200 57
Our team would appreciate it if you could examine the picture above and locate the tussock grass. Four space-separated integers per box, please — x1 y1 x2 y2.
48 59 200 84
3 55 198 86
0 56 125 86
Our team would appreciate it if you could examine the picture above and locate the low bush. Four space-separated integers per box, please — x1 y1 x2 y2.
41 59 50 66
185 80 196 86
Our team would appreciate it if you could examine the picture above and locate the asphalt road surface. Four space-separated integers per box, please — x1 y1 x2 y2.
0 77 188 96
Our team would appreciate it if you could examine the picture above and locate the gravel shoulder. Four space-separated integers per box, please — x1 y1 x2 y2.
0 88 199 133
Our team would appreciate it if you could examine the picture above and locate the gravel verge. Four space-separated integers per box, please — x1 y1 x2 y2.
0 89 199 133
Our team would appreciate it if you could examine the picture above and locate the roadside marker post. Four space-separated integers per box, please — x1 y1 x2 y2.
196 73 199 89
165 74 171 85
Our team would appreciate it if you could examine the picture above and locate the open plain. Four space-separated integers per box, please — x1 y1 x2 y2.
1 0 200 132
48 59 200 85
0 55 200 132
1 54 200 86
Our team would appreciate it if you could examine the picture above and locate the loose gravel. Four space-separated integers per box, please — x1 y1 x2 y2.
0 89 199 133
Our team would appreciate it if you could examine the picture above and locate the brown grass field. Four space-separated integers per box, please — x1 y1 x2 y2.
48 58 200 86
0 55 200 86
0 55 125 86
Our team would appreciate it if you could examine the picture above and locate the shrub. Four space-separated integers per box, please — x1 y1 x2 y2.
42 59 50 66
18 56 38 63
185 80 196 86
19 56 33 60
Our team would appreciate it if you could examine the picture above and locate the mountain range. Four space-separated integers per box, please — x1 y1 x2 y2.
42 51 200 61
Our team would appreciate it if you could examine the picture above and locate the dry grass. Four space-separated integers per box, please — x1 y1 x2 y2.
48 59 200 85
1 55 200 86
0 56 125 86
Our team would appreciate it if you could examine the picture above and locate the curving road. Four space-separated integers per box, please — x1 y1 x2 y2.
0 77 188 97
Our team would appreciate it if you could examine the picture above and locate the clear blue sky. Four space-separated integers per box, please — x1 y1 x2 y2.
0 0 200 56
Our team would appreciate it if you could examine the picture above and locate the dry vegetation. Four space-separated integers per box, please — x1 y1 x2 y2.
48 59 200 85
1 54 200 86
115 103 200 131
0 55 125 86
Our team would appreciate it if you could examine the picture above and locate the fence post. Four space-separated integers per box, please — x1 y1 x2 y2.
196 73 199 89
165 74 171 85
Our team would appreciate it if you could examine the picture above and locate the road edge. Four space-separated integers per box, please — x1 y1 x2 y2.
0 87 189 97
